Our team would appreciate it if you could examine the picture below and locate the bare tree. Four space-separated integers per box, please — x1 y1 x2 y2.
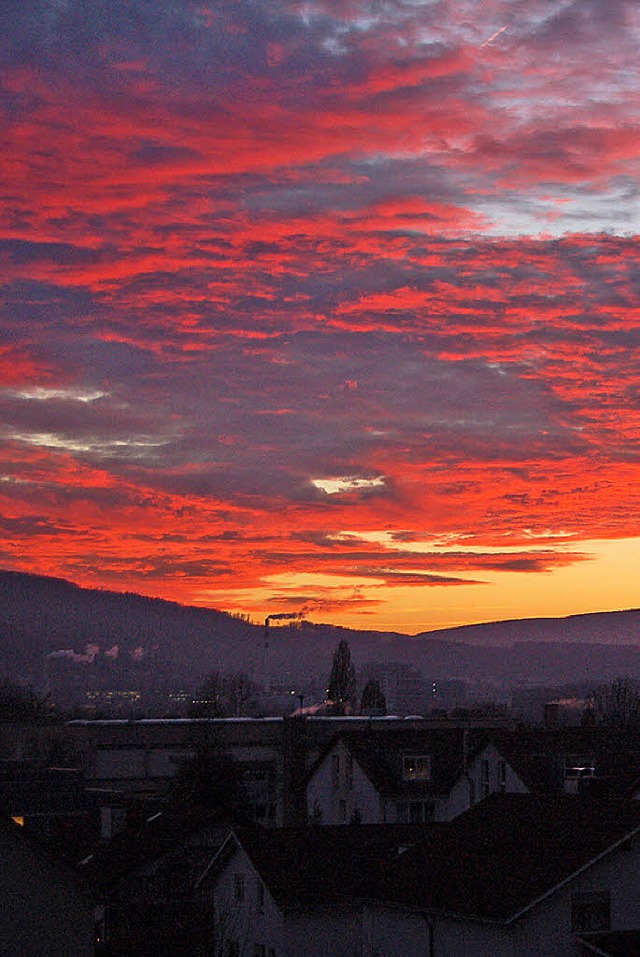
587 676 640 728
190 672 261 718
226 672 260 717
190 671 226 717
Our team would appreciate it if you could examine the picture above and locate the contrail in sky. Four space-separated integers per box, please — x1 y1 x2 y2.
481 24 508 47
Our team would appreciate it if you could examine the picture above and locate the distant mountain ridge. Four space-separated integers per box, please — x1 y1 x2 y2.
419 609 640 646
1 570 639 693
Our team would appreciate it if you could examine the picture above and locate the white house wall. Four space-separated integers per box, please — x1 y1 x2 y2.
366 905 433 957
306 741 382 824
443 743 529 821
285 909 363 957
210 845 284 957
511 832 640 957
430 915 515 957
285 905 431 957
426 831 640 957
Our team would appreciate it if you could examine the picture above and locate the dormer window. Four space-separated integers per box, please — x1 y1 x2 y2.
402 754 431 781
564 759 595 779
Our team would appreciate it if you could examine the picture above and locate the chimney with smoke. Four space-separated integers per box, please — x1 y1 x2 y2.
263 612 304 694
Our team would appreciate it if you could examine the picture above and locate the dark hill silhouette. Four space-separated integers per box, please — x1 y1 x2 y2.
1 570 639 695
419 609 640 646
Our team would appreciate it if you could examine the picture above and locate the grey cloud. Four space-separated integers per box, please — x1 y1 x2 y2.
2 281 97 334
0 239 106 266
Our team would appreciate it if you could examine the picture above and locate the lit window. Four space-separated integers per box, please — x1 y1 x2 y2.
402 754 431 781
564 760 596 779
564 764 596 778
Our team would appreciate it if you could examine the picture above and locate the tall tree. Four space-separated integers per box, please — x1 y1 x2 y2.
360 678 387 715
327 639 356 713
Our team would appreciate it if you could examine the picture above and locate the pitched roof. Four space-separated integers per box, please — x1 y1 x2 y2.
211 795 640 922
390 793 640 921
78 804 231 891
578 930 640 956
208 823 433 907
0 815 94 902
487 727 640 794
309 727 491 796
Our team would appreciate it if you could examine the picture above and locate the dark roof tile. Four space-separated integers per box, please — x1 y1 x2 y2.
391 794 640 920
218 795 640 922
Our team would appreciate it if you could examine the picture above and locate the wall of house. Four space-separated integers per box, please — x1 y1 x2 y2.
443 743 529 821
424 832 640 957
210 845 284 956
366 905 433 957
286 909 363 956
93 745 192 783
306 740 382 824
429 915 515 957
512 833 640 956
284 906 431 957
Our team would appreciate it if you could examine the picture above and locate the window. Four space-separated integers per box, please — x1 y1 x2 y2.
402 754 431 781
226 942 240 957
338 798 347 822
253 946 266 957
564 758 596 779
396 801 435 823
481 759 490 798
233 873 245 903
331 753 340 787
498 760 506 793
571 890 611 932
346 753 354 790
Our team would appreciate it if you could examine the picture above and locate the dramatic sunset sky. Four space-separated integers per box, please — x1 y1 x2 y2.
1 0 639 633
